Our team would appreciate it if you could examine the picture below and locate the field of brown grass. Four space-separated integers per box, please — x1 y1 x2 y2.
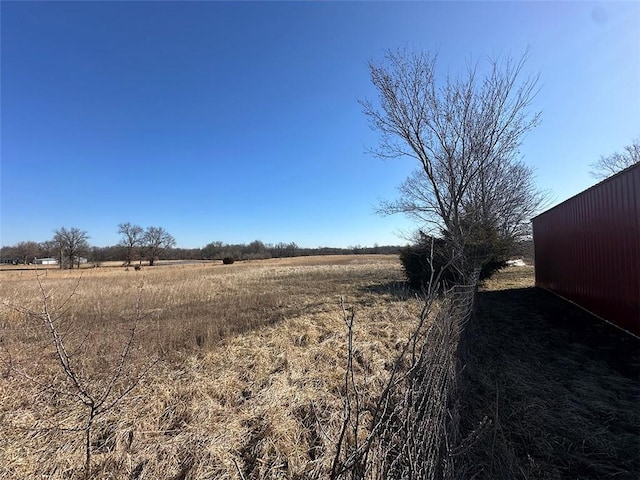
5 260 635 479
0 255 425 479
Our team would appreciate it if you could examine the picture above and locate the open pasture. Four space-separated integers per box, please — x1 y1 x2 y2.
0 255 425 479
3 257 637 479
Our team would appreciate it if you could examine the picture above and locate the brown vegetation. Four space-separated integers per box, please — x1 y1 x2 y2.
2 260 636 479
1 255 425 479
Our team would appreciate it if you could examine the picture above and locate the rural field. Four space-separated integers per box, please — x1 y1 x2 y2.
0 255 426 479
1 257 638 479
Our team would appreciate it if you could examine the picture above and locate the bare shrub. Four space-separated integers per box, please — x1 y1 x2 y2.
3 271 157 478
330 267 486 480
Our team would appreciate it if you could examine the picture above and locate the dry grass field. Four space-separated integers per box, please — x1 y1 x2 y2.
0 255 425 479
3 260 637 479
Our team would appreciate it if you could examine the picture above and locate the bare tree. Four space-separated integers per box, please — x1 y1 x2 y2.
287 242 298 258
202 241 224 260
6 273 156 478
142 226 176 266
590 137 640 179
117 222 144 267
364 50 543 273
39 240 56 258
13 241 40 265
53 227 90 269
273 242 289 258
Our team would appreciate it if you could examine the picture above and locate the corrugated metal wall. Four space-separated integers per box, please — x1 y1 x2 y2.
532 163 640 336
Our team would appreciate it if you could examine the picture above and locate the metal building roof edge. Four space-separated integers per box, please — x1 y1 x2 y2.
531 162 640 221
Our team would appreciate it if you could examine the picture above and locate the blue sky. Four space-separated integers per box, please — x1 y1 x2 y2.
2 1 638 248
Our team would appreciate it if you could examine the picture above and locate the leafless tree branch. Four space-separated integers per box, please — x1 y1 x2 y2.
364 49 544 273
590 136 640 179
5 271 157 479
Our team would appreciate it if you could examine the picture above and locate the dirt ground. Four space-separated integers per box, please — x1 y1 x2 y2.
457 266 640 479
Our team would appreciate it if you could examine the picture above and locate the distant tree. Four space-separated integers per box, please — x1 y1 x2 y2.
202 241 224 260
272 242 288 258
89 246 106 267
0 245 18 263
247 240 266 255
287 242 298 258
39 240 56 259
242 240 270 259
167 247 202 260
365 49 543 277
53 227 90 269
590 137 640 179
142 227 176 266
14 241 40 264
117 222 144 266
48 235 68 269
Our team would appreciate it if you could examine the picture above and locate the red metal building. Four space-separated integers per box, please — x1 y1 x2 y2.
532 163 640 337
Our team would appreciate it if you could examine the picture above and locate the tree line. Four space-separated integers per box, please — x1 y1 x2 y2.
0 224 402 267
0 222 176 268
0 224 176 268
199 240 400 261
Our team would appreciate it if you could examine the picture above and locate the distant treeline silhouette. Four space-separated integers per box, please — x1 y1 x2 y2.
0 239 403 264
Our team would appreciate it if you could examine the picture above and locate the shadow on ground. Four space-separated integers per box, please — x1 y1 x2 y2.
457 286 640 480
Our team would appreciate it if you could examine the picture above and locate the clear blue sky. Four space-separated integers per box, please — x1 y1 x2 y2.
2 1 638 248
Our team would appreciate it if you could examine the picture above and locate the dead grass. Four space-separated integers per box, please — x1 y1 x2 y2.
9 261 632 479
0 255 425 479
479 265 534 291
457 266 640 479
